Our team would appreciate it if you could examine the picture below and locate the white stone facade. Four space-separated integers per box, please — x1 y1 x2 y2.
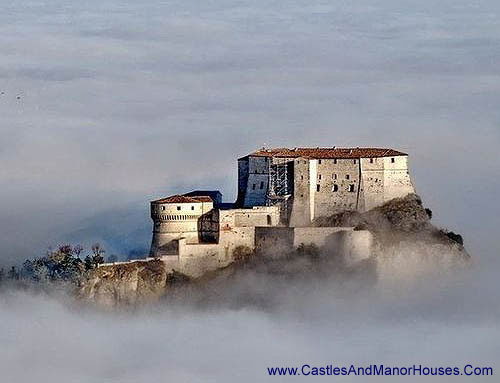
237 148 415 226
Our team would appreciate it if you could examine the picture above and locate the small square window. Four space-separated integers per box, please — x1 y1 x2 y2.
177 206 181 211
191 206 195 210
369 158 374 163
353 159 357 164
316 184 321 192
391 157 395 163
318 159 322 164
349 184 355 192
318 174 322 180
333 159 337 164
346 174 350 180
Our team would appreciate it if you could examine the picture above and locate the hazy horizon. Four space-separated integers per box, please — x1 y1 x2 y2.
1 0 499 267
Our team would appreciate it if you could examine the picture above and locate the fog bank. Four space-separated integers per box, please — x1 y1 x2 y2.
1 257 498 382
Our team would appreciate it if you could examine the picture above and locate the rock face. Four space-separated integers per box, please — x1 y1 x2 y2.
78 260 173 308
315 193 470 278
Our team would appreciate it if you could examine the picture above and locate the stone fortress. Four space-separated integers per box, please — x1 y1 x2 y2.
143 147 415 277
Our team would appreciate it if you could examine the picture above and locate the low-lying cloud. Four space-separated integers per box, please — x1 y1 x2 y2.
1 252 498 382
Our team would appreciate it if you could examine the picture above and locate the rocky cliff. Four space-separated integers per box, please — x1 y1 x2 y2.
78 260 188 308
315 193 470 279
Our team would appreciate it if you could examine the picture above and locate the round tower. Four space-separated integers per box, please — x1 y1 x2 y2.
149 195 214 257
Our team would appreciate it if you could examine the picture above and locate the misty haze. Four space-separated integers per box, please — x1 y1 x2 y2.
1 0 499 382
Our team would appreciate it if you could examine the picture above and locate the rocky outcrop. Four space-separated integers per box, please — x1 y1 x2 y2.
315 194 470 278
78 260 186 308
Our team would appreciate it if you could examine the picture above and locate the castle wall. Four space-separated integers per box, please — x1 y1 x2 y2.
242 156 270 207
254 226 373 264
177 239 221 278
236 159 249 207
293 227 353 248
175 227 257 278
359 157 385 211
313 158 360 217
382 156 415 202
255 227 295 256
290 158 361 225
289 158 313 227
150 225 374 278
359 155 414 210
289 155 415 223
220 206 279 229
323 230 373 265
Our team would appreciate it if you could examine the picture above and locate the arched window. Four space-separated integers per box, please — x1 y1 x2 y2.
332 184 339 192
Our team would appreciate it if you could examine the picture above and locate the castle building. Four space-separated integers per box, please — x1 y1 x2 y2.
149 147 415 261
236 147 415 226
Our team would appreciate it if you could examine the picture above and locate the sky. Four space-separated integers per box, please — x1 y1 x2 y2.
0 1 499 381
1 0 499 265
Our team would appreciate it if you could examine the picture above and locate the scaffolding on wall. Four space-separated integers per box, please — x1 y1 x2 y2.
267 161 294 224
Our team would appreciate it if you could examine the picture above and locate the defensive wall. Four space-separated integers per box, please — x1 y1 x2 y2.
104 226 373 278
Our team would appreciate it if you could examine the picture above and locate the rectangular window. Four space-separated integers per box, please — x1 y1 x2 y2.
318 174 322 180
177 206 181 211
349 184 355 192
252 184 256 190
346 174 350 180
333 174 337 179
316 184 320 192
191 206 195 210
353 159 357 164
332 184 339 192
260 181 264 189
333 159 337 164
318 159 322 164
300 175 304 180
370 158 374 163
391 157 395 163
161 206 165 211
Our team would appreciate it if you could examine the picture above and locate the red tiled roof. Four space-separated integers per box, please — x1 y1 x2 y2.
240 147 407 160
152 195 212 204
